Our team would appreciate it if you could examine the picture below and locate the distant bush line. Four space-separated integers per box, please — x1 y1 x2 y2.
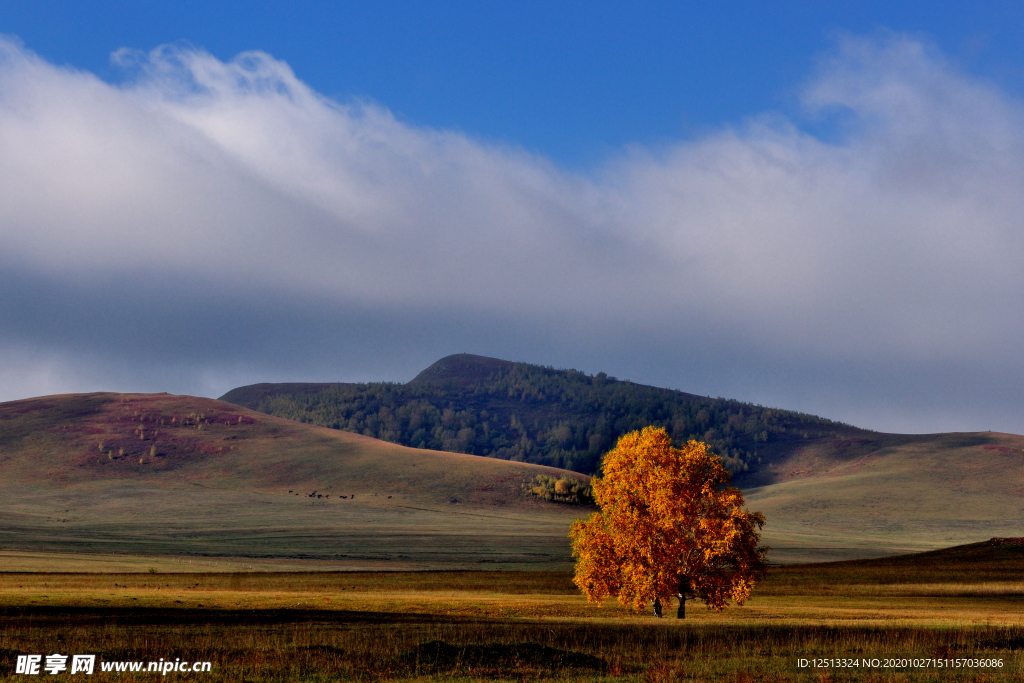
245 360 839 475
526 474 593 505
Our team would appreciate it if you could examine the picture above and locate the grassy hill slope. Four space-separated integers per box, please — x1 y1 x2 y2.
744 431 1024 562
0 392 589 568
824 536 1024 578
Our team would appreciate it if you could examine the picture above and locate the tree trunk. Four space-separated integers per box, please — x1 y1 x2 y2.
653 597 662 617
677 577 689 619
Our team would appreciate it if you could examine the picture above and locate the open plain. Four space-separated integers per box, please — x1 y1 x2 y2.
2 541 1024 681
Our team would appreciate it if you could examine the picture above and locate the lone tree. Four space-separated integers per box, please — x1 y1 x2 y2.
569 426 768 618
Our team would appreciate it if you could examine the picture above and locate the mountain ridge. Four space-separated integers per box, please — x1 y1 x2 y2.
220 353 864 482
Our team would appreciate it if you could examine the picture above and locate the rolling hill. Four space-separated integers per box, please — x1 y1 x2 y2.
0 392 589 569
742 430 1024 562
2 384 1023 567
220 354 1024 562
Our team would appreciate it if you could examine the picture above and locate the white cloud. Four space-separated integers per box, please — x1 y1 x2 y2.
1 33 1022 433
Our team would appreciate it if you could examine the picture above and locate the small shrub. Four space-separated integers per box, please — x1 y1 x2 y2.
526 474 593 505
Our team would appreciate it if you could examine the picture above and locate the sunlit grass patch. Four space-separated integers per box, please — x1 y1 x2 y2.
4 542 1024 681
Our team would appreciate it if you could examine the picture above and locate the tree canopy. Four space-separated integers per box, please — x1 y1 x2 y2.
569 427 768 618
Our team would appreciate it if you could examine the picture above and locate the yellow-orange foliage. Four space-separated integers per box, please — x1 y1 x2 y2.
569 427 767 617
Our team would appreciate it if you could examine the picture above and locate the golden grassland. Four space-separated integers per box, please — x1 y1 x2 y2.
1 561 1021 626
2 542 1024 681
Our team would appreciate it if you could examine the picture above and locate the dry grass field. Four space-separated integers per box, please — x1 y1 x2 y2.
2 541 1024 681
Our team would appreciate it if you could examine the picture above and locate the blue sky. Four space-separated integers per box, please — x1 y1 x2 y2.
5 1 1024 166
2 2 1024 435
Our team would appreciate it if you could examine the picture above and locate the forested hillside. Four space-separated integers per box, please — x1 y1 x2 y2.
221 354 854 476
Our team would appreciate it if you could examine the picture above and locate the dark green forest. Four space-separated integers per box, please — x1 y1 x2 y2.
221 354 847 476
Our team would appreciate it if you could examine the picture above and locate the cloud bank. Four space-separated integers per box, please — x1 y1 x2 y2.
1 34 1022 434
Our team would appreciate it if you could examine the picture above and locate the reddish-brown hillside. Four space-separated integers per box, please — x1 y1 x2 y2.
0 392 584 506
0 393 592 567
